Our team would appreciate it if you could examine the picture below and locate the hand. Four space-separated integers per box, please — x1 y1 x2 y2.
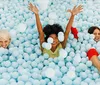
67 5 83 16
28 3 39 14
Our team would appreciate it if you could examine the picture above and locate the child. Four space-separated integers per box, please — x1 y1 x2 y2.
29 3 82 58
0 29 11 48
72 26 100 71
87 26 100 71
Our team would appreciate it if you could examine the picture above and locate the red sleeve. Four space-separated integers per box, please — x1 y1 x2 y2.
87 48 99 60
71 27 78 39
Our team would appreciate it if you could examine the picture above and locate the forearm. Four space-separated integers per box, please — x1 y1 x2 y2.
35 14 44 34
62 15 75 48
65 15 74 35
35 14 45 51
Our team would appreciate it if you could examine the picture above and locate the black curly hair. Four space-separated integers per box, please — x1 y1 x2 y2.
43 24 64 42
88 26 100 34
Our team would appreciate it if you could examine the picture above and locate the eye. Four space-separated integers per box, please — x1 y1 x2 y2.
5 41 8 43
94 33 97 35
98 33 100 35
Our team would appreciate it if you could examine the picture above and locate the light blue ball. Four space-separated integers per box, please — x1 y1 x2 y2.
40 80 46 85
44 60 49 66
10 82 17 85
48 81 54 85
4 61 11 67
48 58 53 62
27 34 33 40
33 80 40 85
60 66 68 74
92 73 99 79
43 53 49 59
32 39 37 45
30 53 38 61
12 62 19 68
12 50 19 57
0 79 8 85
19 37 25 43
86 61 92 67
66 56 72 62
7 67 14 73
51 76 58 82
55 80 62 85
49 62 56 68
0 57 3 63
81 52 87 58
25 82 32 85
58 61 65 67
9 56 16 62
20 75 29 82
13 40 21 47
22 62 29 68
55 70 62 78
65 78 72 85
84 78 92 84
24 47 32 54
80 72 88 79
0 67 7 73
17 59 25 65
73 77 81 85
38 56 44 62
11 72 19 79
2 55 9 61
9 79 16 83
81 81 88 85
38 63 43 70
81 58 87 64
2 72 11 80
31 61 38 68
17 81 24 85
35 49 42 56
69 52 75 57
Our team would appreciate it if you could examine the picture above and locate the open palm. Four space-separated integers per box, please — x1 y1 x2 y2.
29 3 39 14
68 5 83 15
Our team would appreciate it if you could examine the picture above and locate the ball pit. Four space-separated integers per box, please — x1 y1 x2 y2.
0 0 100 85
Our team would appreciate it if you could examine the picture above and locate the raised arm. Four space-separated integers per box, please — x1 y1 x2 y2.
29 3 45 51
62 5 83 48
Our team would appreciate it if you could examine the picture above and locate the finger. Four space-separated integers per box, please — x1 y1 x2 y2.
67 9 71 12
78 5 83 9
29 3 32 5
73 5 76 10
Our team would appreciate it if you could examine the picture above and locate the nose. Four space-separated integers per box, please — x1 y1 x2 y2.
2 42 6 48
95 36 100 42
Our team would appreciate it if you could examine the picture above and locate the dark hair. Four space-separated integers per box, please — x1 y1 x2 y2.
88 26 100 34
43 24 64 42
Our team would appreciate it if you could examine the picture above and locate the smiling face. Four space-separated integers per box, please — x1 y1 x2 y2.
0 37 10 48
93 29 100 42
49 34 60 48
0 30 11 48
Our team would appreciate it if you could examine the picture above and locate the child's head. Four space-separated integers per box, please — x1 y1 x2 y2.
43 24 64 47
0 29 11 48
88 26 100 42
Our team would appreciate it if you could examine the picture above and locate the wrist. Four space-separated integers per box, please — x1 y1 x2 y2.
71 13 75 17
71 14 75 18
35 13 39 16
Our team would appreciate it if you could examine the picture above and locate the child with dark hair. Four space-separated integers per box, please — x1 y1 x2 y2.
72 26 100 71
88 26 100 42
29 3 82 58
87 26 100 71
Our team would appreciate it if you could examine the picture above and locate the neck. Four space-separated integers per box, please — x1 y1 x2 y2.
51 43 59 52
